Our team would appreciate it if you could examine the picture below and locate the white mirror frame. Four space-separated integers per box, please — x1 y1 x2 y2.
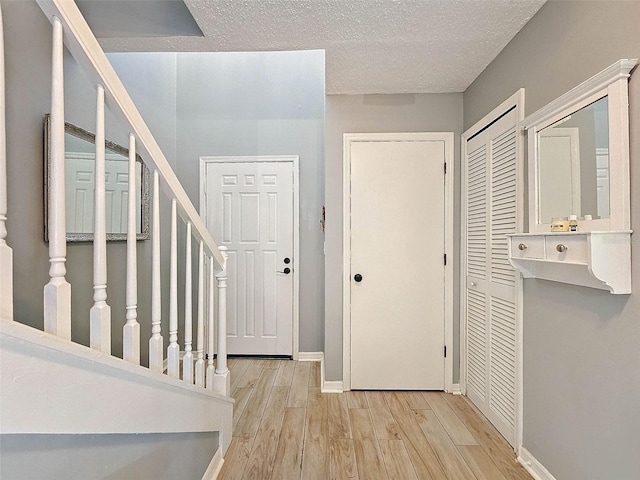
522 59 637 233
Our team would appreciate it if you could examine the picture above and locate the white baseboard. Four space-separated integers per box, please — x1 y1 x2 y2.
298 351 344 393
450 383 462 395
297 351 324 362
518 447 557 480
203 448 223 480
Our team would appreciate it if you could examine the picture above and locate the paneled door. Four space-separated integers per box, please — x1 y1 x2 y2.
345 133 452 390
202 157 297 356
463 92 523 447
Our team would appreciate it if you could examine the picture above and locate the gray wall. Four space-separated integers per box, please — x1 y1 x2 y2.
107 50 326 353
324 94 464 380
464 1 640 478
0 432 218 480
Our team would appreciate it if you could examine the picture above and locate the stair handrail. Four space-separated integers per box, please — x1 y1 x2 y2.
35 0 224 269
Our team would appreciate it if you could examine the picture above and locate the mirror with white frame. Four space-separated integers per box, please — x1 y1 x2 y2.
523 59 637 233
44 115 150 242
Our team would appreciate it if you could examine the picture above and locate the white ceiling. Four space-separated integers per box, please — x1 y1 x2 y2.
96 0 547 95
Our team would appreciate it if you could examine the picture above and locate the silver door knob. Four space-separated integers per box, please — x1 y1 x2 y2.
518 243 527 251
556 244 567 253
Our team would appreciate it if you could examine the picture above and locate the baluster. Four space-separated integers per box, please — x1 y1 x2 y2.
89 85 111 353
167 199 179 378
182 222 194 384
214 246 230 395
123 133 139 364
194 241 205 388
149 171 163 371
0 4 13 322
205 255 215 390
44 16 71 339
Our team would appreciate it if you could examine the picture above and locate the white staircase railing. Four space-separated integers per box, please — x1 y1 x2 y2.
0 0 231 396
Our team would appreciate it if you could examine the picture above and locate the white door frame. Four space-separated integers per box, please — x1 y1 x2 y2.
342 132 455 392
460 89 524 452
199 155 300 359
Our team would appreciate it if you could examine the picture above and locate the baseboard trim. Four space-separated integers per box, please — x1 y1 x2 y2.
203 447 223 480
518 447 556 480
297 351 324 362
298 351 344 393
450 383 462 395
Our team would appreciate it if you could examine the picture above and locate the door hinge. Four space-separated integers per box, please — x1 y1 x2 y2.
444 162 447 174
444 346 447 358
444 253 447 266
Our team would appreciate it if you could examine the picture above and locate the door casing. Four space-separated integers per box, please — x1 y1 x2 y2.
342 132 455 392
199 155 300 359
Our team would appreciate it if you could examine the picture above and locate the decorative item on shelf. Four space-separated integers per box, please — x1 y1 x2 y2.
551 217 569 232
568 215 578 232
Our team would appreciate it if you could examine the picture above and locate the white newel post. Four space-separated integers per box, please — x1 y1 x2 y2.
44 16 71 339
167 199 179 378
214 245 230 395
149 171 163 371
89 85 111 353
182 222 194 384
205 256 215 390
0 3 13 322
123 133 140 364
194 241 205 388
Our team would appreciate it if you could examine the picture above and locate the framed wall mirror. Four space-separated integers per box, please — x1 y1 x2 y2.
44 114 151 242
523 59 637 233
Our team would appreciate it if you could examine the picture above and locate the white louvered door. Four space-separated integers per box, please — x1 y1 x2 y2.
464 106 520 446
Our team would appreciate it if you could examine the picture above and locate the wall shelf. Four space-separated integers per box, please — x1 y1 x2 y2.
507 231 632 294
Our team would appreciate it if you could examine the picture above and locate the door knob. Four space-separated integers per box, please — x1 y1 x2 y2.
284 257 291 264
277 267 291 274
354 274 363 283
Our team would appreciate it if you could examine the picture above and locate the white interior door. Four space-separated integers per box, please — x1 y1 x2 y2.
203 158 295 356
464 105 521 447
348 135 447 390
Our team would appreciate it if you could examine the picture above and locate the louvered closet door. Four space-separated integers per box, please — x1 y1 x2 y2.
465 108 519 446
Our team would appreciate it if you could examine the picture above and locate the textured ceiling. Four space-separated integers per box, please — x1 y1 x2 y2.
97 0 547 95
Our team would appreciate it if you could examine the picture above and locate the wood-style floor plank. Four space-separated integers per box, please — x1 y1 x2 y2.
219 359 531 480
413 409 477 480
350 409 388 480
229 359 251 394
287 361 310 407
422 391 477 445
233 361 264 391
378 439 419 480
386 395 448 480
457 445 509 480
234 368 277 440
270 407 306 480
241 386 289 480
274 360 296 387
301 387 329 480
444 394 532 480
231 387 252 430
309 361 321 387
329 439 359 480
218 439 251 480
328 392 353 440
346 390 369 409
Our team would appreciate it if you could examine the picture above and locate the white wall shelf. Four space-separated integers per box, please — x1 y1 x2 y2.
507 231 632 294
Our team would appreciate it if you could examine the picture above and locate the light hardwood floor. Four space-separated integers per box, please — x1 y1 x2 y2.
218 359 532 480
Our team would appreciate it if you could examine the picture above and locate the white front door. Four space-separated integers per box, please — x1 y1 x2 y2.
347 134 449 390
202 157 296 356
